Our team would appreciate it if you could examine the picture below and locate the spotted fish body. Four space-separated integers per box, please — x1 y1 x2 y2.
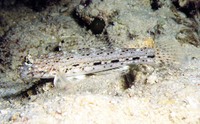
21 47 155 80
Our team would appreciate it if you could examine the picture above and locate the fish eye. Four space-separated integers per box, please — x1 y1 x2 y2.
25 58 33 65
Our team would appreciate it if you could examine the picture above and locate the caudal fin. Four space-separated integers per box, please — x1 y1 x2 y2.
154 40 186 67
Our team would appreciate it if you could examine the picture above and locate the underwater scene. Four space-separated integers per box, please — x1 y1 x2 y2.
0 0 200 123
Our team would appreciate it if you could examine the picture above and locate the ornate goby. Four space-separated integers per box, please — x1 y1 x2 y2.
20 47 155 83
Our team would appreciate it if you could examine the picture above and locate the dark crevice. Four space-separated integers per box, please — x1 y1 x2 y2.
1 0 60 12
53 46 60 52
71 9 106 35
89 17 106 34
71 9 88 28
123 71 135 89
150 0 162 11
172 0 200 18
2 78 54 99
